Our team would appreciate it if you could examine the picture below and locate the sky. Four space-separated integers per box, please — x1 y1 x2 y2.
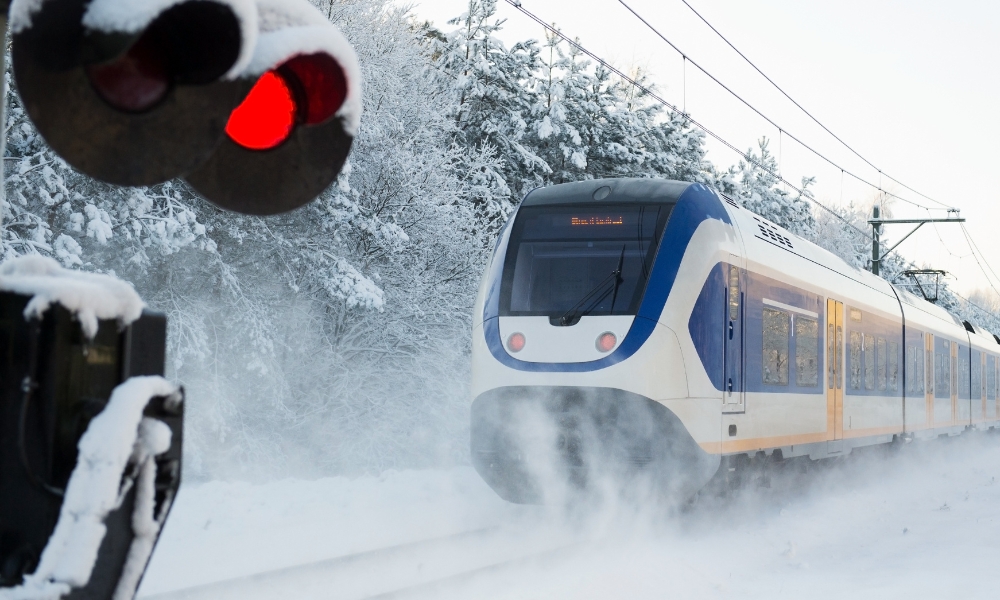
399 0 1000 302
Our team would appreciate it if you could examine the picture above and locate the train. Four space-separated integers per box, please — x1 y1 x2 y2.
469 177 1000 503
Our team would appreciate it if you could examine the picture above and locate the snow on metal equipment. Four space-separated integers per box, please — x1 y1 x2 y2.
184 0 361 215
0 258 183 600
9 0 257 187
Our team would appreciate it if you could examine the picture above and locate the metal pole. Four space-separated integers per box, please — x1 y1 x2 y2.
0 12 7 242
871 204 880 276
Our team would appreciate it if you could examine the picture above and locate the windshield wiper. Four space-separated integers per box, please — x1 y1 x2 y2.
609 244 626 312
555 245 626 326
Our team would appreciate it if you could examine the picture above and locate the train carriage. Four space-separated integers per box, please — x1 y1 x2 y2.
470 178 1000 503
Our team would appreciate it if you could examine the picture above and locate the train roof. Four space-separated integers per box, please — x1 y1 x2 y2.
517 177 999 345
521 178 690 207
718 189 999 343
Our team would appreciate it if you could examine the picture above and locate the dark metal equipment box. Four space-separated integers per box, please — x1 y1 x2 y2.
0 290 182 598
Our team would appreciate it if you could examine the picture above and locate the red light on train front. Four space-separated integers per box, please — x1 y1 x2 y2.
596 332 617 353
507 332 526 353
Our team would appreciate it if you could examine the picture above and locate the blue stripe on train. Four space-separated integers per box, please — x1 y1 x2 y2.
482 182 730 372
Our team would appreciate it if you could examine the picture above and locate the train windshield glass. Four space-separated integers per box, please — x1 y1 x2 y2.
500 204 672 318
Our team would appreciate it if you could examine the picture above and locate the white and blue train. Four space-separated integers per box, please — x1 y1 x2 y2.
470 178 1000 503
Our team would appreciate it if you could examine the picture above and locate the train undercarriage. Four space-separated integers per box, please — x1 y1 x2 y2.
470 387 720 504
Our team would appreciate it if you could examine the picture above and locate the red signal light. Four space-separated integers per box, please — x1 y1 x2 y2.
225 71 297 150
507 332 526 353
281 53 347 125
225 53 348 151
86 33 170 113
596 332 617 353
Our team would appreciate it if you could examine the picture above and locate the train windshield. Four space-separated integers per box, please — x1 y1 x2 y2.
500 203 672 319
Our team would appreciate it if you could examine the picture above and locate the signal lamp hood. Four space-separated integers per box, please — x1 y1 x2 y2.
184 0 361 215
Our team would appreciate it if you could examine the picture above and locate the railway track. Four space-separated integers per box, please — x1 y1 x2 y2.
139 524 583 600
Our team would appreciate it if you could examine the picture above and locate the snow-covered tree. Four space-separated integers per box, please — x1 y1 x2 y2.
1 0 994 481
716 138 816 239
524 37 709 185
432 0 548 210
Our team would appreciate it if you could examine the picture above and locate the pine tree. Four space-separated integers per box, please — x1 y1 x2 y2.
716 138 816 238
431 0 549 207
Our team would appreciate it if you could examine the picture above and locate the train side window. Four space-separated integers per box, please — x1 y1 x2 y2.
960 353 971 398
864 333 876 390
936 339 950 398
926 342 934 394
919 337 926 393
972 352 982 399
827 322 835 390
795 316 819 387
728 265 739 321
904 346 912 392
989 356 997 401
850 331 862 389
905 345 915 393
889 341 899 392
762 308 790 386
915 342 924 393
877 337 887 391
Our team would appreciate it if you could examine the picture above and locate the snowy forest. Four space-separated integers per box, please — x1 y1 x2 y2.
1 0 996 480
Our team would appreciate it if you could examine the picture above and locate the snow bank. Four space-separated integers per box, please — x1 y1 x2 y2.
138 468 526 595
140 436 1000 599
244 0 363 136
0 377 179 600
0 255 143 338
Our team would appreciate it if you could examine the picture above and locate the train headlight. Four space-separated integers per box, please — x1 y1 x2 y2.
507 332 526 353
596 331 617 353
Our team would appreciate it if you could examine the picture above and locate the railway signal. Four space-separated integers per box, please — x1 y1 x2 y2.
10 0 258 187
0 0 362 596
8 0 360 215
184 0 361 215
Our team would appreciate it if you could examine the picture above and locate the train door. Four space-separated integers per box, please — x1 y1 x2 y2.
996 358 999 421
981 352 987 423
723 260 745 413
826 299 844 440
951 341 958 425
925 333 934 428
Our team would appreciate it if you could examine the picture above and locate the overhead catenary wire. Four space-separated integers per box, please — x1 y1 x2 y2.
501 0 874 243
614 0 942 214
960 224 1000 300
678 0 953 211
951 289 1000 326
503 1 998 318
668 0 1000 300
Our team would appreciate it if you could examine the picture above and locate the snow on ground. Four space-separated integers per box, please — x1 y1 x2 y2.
137 468 530 597
139 433 1000 599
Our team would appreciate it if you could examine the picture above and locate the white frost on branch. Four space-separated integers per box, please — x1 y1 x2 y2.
321 258 384 310
0 255 144 338
0 377 177 600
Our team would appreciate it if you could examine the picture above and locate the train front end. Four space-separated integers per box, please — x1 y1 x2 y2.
471 178 731 503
